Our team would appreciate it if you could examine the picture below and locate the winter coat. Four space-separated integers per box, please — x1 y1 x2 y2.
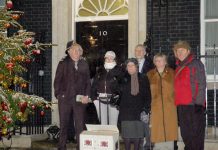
174 54 206 106
147 67 178 143
140 55 154 74
91 65 125 101
54 56 91 105
119 73 151 121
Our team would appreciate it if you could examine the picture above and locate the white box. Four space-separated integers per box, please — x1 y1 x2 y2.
80 124 119 150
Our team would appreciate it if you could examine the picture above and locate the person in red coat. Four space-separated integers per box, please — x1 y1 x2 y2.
173 40 206 150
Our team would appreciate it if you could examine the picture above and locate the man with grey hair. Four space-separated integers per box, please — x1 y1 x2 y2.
54 41 91 150
135 44 153 74
135 44 153 150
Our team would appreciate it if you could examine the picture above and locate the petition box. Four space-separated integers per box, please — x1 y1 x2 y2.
80 124 119 150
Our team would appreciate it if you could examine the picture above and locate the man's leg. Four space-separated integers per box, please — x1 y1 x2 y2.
73 103 87 150
58 104 72 150
178 106 194 150
67 111 75 143
192 108 206 150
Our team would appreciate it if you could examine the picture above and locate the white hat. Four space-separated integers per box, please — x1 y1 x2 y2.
104 51 116 59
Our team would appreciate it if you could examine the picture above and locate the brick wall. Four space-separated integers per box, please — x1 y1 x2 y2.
147 0 200 54
14 0 52 124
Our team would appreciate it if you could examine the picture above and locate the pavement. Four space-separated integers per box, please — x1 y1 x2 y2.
0 133 218 150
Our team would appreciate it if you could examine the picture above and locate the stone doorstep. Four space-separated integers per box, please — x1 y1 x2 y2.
0 133 49 148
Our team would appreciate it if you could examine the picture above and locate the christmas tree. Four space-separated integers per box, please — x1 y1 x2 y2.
0 0 52 137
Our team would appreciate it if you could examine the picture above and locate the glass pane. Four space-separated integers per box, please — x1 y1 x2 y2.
205 22 218 47
205 0 218 19
205 48 218 75
78 0 128 17
0 0 5 7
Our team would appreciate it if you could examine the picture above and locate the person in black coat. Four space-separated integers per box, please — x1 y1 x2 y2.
135 44 153 74
91 51 124 125
119 58 151 150
135 44 154 150
54 41 91 150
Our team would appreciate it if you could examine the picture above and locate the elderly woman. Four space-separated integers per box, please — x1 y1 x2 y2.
91 51 124 125
54 41 91 150
119 58 151 150
147 53 178 150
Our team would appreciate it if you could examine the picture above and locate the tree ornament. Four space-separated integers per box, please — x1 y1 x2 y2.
20 83 27 88
6 0 13 9
45 104 49 109
6 118 12 124
24 38 32 45
25 58 32 64
0 74 4 80
0 51 4 57
1 102 8 111
16 112 23 117
2 115 7 121
13 76 19 84
3 105 8 111
1 82 8 89
19 101 27 113
31 105 36 110
15 55 25 62
2 128 7 135
4 23 11 28
12 14 20 20
32 49 41 55
6 62 14 70
40 110 45 116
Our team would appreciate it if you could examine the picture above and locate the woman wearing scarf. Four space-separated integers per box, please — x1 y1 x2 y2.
119 58 151 150
91 51 124 125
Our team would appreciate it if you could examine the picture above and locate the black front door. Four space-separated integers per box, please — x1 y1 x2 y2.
76 20 128 78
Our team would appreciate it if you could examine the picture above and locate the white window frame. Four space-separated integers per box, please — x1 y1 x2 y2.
200 0 218 82
0 0 7 36
0 0 5 8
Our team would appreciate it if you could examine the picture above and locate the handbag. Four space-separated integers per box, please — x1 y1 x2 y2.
140 110 150 124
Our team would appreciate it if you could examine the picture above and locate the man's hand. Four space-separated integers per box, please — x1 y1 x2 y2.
81 96 89 104
194 104 205 113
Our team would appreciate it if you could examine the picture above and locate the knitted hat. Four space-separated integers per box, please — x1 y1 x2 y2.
104 51 116 59
173 40 191 52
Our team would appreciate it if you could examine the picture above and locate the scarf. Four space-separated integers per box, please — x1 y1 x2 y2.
131 73 139 96
104 62 116 70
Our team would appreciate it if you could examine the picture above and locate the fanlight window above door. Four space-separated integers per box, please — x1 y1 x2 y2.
75 0 128 21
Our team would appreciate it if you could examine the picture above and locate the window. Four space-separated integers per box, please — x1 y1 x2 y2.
0 0 5 7
201 0 218 80
75 0 128 22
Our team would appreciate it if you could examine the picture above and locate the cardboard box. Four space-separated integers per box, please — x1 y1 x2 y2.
80 124 119 150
